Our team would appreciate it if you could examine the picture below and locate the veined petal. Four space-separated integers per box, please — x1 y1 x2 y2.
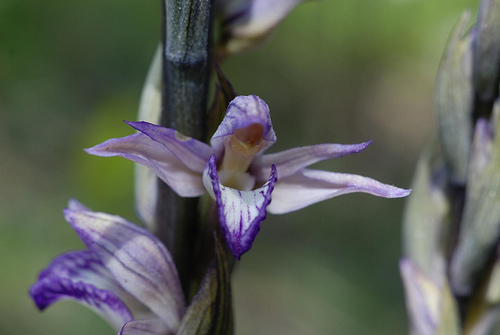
64 207 185 333
251 141 372 182
125 121 214 173
30 274 133 331
37 250 124 296
35 224 155 319
62 201 159 317
268 169 411 214
203 155 277 259
85 132 205 197
211 95 276 153
119 318 173 335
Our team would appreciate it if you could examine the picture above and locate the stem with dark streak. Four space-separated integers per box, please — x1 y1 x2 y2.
159 0 214 300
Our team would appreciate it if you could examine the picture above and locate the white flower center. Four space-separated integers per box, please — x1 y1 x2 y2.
218 123 267 190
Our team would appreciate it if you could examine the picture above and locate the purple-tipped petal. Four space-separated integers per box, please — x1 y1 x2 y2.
64 208 185 333
85 132 205 197
125 121 214 173
37 250 122 294
211 95 276 154
119 318 173 335
268 169 411 214
68 198 92 211
47 249 154 316
30 271 133 331
203 155 277 259
251 141 372 182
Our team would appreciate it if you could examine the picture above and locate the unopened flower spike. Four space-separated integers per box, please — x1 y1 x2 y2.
87 95 410 259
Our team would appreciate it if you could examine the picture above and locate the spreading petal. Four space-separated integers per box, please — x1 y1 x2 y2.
211 95 276 153
85 131 206 197
203 155 278 259
268 169 411 214
125 121 214 174
119 318 173 335
64 206 185 333
30 251 133 331
251 141 372 182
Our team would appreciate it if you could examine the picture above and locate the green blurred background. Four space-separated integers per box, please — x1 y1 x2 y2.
0 0 479 334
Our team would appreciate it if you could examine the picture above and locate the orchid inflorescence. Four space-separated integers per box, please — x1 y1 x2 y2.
30 1 411 334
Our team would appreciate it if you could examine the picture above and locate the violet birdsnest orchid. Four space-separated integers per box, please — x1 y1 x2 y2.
86 95 410 259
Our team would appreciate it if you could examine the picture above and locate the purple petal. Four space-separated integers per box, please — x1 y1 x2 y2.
119 318 173 335
125 121 214 173
85 132 205 197
203 155 277 259
251 141 372 182
30 270 133 331
34 248 153 320
64 207 185 333
68 198 92 211
211 95 276 154
37 250 121 293
268 169 411 214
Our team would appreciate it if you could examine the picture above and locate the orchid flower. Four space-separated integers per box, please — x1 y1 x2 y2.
30 200 186 335
87 95 410 259
216 0 304 56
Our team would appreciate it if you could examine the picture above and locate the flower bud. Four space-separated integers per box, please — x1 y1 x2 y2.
402 138 451 280
451 107 499 296
435 11 474 184
400 259 460 335
474 0 500 102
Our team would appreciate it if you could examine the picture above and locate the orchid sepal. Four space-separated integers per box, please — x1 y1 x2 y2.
251 141 372 182
268 169 411 214
85 123 213 198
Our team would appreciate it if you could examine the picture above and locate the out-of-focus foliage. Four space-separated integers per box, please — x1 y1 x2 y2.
402 0 500 333
0 0 477 334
